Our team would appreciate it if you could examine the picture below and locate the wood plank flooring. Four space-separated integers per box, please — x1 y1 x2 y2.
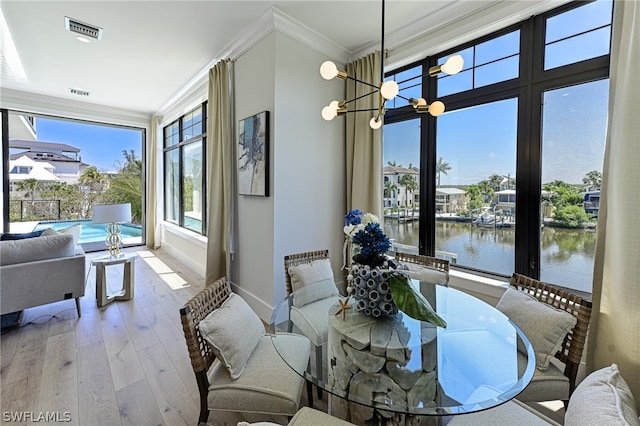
0 247 247 426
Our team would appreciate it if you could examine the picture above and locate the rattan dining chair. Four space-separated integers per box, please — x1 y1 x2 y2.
180 276 311 424
284 249 339 401
393 251 450 286
508 273 592 404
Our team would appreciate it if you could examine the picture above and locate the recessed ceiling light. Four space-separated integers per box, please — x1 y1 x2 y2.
76 36 90 43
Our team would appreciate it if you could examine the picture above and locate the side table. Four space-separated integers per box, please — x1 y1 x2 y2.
91 252 137 307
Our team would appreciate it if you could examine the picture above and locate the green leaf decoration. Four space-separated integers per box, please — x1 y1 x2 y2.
389 274 447 328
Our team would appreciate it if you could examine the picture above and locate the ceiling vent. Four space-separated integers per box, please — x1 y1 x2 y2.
65 17 102 40
70 88 90 97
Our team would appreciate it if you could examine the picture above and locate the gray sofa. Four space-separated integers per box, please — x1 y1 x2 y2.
0 233 86 317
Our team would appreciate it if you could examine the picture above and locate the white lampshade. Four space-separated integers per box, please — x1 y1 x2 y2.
442 55 464 75
92 203 131 224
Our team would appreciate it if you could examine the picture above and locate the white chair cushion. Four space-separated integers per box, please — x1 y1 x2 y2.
565 364 640 426
288 259 339 307
496 287 576 370
290 296 338 345
288 407 355 425
207 333 311 416
447 399 559 425
515 352 569 402
199 293 265 379
41 223 82 246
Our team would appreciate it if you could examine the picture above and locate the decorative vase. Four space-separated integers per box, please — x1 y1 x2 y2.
348 261 398 318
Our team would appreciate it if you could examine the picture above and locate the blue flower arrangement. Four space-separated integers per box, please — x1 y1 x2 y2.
352 222 391 261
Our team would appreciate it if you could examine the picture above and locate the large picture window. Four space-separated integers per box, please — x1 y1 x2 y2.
383 0 612 293
163 103 206 234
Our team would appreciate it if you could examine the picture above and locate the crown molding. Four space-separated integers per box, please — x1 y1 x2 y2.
0 87 151 128
156 5 351 117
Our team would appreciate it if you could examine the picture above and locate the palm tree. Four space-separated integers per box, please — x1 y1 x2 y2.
15 178 41 204
436 157 451 187
398 173 418 220
384 180 398 199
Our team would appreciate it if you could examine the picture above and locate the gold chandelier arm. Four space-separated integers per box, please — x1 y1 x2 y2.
346 75 380 90
343 88 379 106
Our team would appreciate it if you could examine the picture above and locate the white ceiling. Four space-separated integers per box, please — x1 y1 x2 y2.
0 1 565 116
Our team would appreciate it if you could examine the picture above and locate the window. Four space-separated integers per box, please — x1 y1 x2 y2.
163 104 206 234
383 0 612 292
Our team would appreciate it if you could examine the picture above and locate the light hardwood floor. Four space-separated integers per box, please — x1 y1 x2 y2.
0 247 248 426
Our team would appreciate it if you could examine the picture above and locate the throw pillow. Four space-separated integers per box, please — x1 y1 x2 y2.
42 224 82 245
0 230 44 240
288 259 339 307
565 364 640 426
198 293 265 379
496 287 577 370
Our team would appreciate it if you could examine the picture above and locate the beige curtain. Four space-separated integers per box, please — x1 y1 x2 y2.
587 0 640 406
145 115 160 249
205 60 234 284
345 51 383 220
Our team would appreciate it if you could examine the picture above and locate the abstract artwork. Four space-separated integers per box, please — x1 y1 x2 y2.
238 111 269 196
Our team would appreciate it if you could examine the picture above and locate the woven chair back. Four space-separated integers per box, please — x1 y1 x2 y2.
283 250 330 295
510 273 592 395
180 277 232 374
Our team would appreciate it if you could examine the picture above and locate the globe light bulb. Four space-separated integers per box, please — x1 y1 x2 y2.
322 105 337 121
441 55 464 75
320 61 339 80
380 81 399 100
329 100 340 110
414 98 427 107
369 116 383 129
429 101 445 117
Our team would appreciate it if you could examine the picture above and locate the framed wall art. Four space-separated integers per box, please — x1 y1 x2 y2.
237 110 269 196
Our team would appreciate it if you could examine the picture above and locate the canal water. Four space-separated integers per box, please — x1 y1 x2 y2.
385 220 596 293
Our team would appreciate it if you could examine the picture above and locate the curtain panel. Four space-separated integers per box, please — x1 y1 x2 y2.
205 60 234 284
345 51 383 220
145 115 160 249
587 0 640 406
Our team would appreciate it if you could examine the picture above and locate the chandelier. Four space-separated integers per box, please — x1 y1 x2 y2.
320 0 464 130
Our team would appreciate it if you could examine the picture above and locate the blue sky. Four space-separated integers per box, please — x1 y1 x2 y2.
32 118 143 172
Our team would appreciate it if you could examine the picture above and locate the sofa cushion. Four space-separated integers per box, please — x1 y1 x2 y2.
0 234 76 266
199 293 265 379
565 364 640 426
41 224 82 246
496 287 577 370
0 230 44 240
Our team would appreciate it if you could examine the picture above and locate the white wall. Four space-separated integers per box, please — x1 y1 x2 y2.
272 32 346 306
233 33 278 317
232 31 345 319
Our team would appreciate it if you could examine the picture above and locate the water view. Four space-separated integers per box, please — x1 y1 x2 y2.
385 220 596 293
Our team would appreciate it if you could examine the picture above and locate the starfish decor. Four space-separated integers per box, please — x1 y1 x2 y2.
335 296 352 321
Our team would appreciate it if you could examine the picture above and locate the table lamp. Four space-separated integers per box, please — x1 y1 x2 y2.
92 203 131 257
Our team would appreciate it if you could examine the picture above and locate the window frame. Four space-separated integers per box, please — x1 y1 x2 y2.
384 0 611 283
162 102 207 235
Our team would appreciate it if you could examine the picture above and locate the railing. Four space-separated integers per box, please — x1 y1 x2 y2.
390 241 458 264
9 199 62 222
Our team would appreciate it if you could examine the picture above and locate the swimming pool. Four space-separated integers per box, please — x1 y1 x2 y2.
33 220 143 244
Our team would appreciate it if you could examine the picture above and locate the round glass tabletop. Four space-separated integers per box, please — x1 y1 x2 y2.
270 278 535 417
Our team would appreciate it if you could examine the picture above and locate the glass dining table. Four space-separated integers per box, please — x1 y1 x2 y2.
269 278 536 424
